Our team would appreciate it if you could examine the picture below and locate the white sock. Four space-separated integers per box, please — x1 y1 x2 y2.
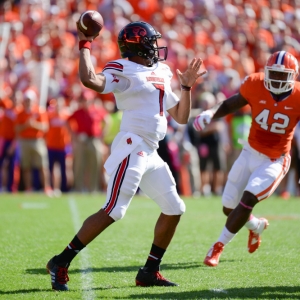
217 226 236 245
244 214 260 231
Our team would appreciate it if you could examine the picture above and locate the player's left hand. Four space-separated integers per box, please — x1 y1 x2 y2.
176 58 207 88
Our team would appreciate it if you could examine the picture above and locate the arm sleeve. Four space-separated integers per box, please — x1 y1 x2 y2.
101 73 130 94
166 90 180 110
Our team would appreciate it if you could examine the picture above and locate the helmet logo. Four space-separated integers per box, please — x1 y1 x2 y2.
272 64 285 70
132 26 147 37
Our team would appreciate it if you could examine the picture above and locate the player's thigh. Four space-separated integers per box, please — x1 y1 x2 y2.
246 155 291 201
103 151 146 220
139 155 185 215
222 150 252 209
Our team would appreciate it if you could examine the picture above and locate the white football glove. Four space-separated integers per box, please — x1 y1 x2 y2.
193 110 213 131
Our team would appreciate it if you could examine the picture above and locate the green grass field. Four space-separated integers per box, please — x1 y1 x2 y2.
0 193 300 299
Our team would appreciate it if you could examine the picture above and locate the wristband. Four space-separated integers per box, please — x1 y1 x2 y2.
79 40 91 51
181 84 191 91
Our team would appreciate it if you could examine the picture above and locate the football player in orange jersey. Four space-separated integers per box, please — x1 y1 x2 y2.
193 51 299 267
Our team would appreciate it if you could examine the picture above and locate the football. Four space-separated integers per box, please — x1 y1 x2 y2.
78 10 104 36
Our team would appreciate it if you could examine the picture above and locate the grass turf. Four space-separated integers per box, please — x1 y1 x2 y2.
0 193 300 299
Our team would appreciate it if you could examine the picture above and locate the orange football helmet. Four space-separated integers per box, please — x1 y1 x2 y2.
264 51 299 94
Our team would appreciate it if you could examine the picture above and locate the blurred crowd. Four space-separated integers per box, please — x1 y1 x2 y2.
1 0 300 198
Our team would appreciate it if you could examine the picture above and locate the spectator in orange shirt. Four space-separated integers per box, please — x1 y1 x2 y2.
15 90 52 196
0 91 22 192
46 97 71 194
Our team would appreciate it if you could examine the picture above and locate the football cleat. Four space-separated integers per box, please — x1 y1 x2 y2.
46 256 70 291
135 267 178 287
203 242 224 267
248 218 269 253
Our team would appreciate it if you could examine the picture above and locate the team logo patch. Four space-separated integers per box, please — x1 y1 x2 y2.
111 75 119 83
127 138 132 145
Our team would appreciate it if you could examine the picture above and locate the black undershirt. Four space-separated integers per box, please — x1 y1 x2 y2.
270 89 293 102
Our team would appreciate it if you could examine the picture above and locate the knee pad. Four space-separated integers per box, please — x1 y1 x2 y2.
178 200 186 215
108 206 127 221
222 182 240 209
155 189 186 215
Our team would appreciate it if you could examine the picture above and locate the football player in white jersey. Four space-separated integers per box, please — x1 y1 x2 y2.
46 21 206 291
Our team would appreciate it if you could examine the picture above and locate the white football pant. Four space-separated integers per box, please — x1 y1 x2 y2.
103 140 186 221
222 142 291 209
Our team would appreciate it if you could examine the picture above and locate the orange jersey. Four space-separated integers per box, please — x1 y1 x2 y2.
0 98 19 140
16 107 48 139
46 110 70 150
0 107 21 140
240 72 300 158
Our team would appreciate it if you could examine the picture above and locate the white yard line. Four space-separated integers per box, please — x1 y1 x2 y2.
210 288 228 294
21 202 49 209
68 197 95 300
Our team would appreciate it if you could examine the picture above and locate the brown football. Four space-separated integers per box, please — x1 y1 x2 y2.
78 10 103 36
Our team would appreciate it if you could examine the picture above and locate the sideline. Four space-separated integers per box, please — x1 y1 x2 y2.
69 197 95 300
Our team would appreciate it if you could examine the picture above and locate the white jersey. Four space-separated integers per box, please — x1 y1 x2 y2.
101 59 179 149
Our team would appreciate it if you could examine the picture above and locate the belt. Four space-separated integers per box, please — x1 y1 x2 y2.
238 139 287 160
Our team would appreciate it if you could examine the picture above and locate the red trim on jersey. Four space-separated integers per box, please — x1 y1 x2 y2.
104 156 129 214
102 62 124 72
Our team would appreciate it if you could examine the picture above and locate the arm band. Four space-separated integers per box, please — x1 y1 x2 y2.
181 84 191 91
79 40 91 51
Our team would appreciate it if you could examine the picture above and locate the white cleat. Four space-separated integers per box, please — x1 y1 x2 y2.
248 218 269 253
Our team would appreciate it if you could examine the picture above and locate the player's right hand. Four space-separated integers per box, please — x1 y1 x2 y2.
193 110 213 131
76 21 98 41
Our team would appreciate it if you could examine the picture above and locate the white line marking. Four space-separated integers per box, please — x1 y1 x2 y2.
68 197 95 300
21 202 49 209
210 288 228 293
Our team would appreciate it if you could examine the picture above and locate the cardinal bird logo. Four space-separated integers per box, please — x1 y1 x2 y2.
127 138 132 145
111 75 119 83
132 26 147 37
